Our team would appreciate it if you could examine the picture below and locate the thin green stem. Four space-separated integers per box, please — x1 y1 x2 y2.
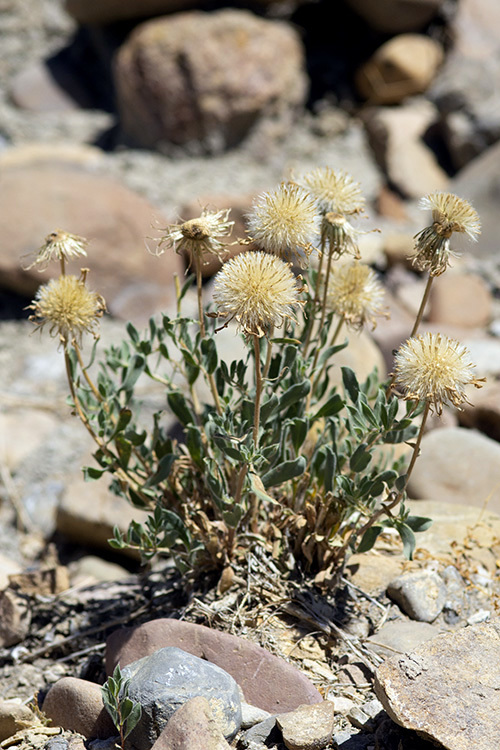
262 327 274 381
194 254 206 338
253 335 262 447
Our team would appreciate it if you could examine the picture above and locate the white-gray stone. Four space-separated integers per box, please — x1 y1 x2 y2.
122 647 242 750
387 570 446 622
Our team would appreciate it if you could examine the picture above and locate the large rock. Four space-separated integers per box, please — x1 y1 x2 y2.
447 140 500 261
429 0 500 169
122 648 241 749
344 0 445 33
408 427 500 515
362 99 448 199
375 624 500 750
427 271 492 329
114 10 308 154
356 34 444 105
0 160 183 323
106 619 323 714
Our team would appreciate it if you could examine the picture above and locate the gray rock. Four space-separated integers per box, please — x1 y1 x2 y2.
375 624 500 750
387 570 446 622
114 10 307 155
122 647 241 750
362 99 448 199
239 716 278 749
240 703 272 730
408 427 500 515
429 0 500 169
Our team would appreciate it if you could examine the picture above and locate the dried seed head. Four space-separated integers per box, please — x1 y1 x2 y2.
393 332 485 415
246 182 320 267
326 261 387 330
213 251 303 337
29 274 106 344
411 192 481 276
321 213 362 259
24 229 88 270
298 167 365 216
154 209 233 264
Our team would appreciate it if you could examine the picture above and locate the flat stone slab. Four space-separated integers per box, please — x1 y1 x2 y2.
106 618 322 714
374 623 500 750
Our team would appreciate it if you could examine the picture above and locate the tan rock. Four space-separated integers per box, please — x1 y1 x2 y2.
0 701 37 742
276 701 335 750
460 378 500 441
0 589 31 648
42 677 115 739
346 552 405 596
8 566 70 596
0 410 59 473
428 272 492 328
0 162 183 324
152 696 231 750
362 99 448 199
375 624 500 750
329 328 387 389
57 475 150 558
408 427 500 514
356 34 444 105
114 10 307 154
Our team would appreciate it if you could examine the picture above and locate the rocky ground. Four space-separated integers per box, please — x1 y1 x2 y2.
2 1 500 749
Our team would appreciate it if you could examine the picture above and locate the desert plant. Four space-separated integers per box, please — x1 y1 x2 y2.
101 664 142 750
26 180 483 586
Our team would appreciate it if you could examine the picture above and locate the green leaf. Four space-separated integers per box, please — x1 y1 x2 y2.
288 417 309 454
311 393 344 420
342 367 359 402
167 391 195 426
222 503 244 528
121 355 146 392
349 443 372 473
397 523 417 559
144 453 176 487
186 426 204 468
357 525 383 553
200 338 218 374
124 703 142 738
115 435 132 469
260 394 279 425
261 456 307 488
323 445 336 493
83 466 106 480
126 322 139 344
404 515 433 533
279 381 311 412
317 341 348 368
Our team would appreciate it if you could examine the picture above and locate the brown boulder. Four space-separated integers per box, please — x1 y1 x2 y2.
114 10 307 154
106 618 322 714
0 162 182 323
42 677 115 739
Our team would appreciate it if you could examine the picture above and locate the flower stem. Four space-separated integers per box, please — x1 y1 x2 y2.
253 335 262 447
410 274 434 339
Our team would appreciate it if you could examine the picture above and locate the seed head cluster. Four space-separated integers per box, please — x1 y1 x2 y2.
29 274 106 344
412 192 481 276
25 229 88 270
246 182 320 267
326 261 387 330
299 167 365 216
213 251 303 337
393 332 484 414
155 209 233 264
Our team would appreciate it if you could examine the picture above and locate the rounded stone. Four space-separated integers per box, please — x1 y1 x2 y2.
42 677 115 739
356 34 444 105
114 9 307 153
